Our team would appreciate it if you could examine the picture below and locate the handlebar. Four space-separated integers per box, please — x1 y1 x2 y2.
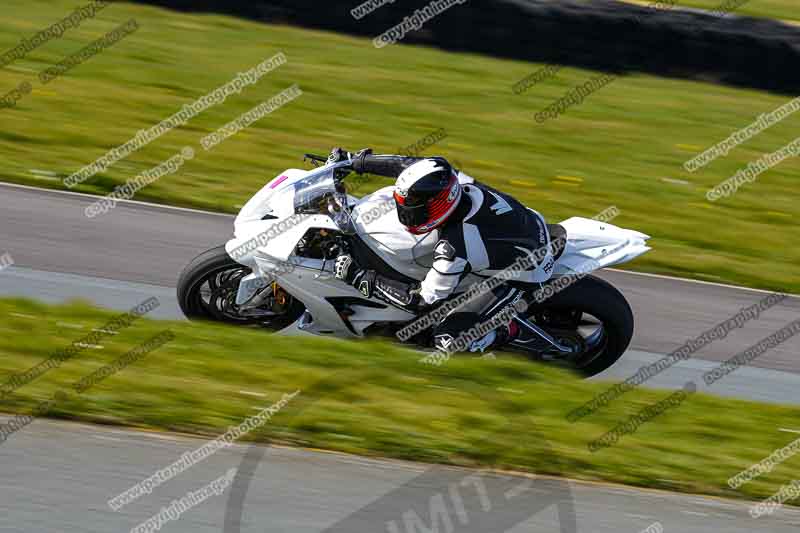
304 153 329 164
304 150 427 180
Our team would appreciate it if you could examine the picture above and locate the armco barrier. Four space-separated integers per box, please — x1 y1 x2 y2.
131 0 800 94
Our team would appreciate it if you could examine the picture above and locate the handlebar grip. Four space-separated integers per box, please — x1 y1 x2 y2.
354 154 422 178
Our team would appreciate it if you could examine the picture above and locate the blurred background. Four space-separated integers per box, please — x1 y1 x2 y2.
1 2 799 532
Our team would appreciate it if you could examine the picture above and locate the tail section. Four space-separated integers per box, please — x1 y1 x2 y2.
554 217 651 275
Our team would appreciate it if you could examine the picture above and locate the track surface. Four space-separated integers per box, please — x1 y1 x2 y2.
2 417 800 533
3 182 800 532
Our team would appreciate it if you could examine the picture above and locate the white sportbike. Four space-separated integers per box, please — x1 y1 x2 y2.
178 153 651 375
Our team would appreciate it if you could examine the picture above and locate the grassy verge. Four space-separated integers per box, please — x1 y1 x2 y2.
619 0 799 23
1 297 799 505
0 1 798 293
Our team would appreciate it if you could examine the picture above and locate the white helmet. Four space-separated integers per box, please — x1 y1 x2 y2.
393 159 462 234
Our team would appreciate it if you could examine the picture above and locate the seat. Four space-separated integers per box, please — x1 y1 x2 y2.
547 224 567 261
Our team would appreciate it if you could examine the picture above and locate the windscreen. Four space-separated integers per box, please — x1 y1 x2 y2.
292 170 337 214
292 169 355 234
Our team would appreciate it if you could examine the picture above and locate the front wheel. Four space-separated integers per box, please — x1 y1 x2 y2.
177 245 305 330
520 274 634 376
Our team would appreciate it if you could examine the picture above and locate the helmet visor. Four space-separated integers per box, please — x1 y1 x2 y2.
395 192 428 228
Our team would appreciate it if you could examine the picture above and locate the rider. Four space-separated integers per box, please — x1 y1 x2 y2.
331 148 556 355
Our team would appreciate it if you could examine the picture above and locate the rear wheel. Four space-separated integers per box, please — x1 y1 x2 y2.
177 245 305 329
520 274 634 376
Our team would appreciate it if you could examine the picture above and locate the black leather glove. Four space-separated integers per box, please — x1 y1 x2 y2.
334 254 427 310
327 147 352 164
334 254 375 297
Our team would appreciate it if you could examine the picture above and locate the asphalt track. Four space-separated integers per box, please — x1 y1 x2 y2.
2 416 800 533
2 182 800 532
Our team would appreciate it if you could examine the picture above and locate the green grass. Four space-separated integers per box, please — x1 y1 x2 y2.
620 0 800 23
2 297 800 505
0 0 798 292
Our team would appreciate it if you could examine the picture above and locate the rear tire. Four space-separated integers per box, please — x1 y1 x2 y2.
526 274 634 376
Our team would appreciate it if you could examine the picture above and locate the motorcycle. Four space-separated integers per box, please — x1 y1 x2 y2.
177 152 651 376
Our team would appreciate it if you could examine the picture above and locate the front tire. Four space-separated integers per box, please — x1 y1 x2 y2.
177 245 305 329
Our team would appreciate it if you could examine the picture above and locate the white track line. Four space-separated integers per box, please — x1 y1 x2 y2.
606 268 797 298
0 181 232 218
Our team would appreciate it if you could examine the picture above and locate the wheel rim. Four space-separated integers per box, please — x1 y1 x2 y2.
189 265 299 326
529 309 609 369
198 266 251 322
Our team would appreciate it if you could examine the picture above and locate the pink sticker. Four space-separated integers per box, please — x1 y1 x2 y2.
268 175 289 189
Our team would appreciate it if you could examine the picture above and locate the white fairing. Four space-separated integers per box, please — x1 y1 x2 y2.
225 162 420 338
554 217 651 275
229 168 327 264
225 161 649 339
